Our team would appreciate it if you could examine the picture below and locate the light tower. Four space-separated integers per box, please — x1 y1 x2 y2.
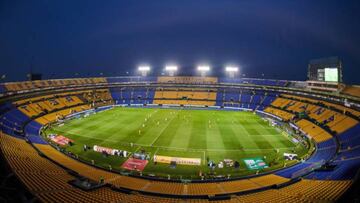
225 66 239 78
165 65 178 76
197 65 210 77
138 66 150 77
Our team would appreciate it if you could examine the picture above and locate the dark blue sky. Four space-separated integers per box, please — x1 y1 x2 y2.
0 0 359 84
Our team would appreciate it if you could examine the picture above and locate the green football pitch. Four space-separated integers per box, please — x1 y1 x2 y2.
44 107 309 179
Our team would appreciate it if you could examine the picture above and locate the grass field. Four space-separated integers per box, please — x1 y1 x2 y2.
44 107 309 179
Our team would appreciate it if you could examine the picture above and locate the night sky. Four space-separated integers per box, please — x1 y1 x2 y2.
0 0 359 84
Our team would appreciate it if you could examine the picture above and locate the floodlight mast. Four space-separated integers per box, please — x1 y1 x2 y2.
165 65 178 76
197 66 210 77
225 66 239 78
138 66 150 77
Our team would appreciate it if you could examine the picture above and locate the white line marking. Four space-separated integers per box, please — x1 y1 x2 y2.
153 147 159 156
149 111 179 146
203 151 206 165
137 144 295 152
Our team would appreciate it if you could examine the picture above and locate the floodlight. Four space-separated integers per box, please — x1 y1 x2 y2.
197 65 210 77
138 66 150 71
225 66 238 72
138 65 150 76
225 66 239 78
165 65 178 76
165 65 178 71
197 66 210 71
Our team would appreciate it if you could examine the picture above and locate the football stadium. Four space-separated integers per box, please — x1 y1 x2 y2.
1 1 360 203
0 74 360 202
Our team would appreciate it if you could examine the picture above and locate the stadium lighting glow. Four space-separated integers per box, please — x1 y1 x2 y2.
197 65 210 71
165 65 178 76
165 65 178 71
138 66 150 71
225 66 238 72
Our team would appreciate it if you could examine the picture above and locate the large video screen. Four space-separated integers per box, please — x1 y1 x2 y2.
324 68 338 82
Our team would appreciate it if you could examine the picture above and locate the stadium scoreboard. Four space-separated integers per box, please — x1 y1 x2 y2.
307 56 342 83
